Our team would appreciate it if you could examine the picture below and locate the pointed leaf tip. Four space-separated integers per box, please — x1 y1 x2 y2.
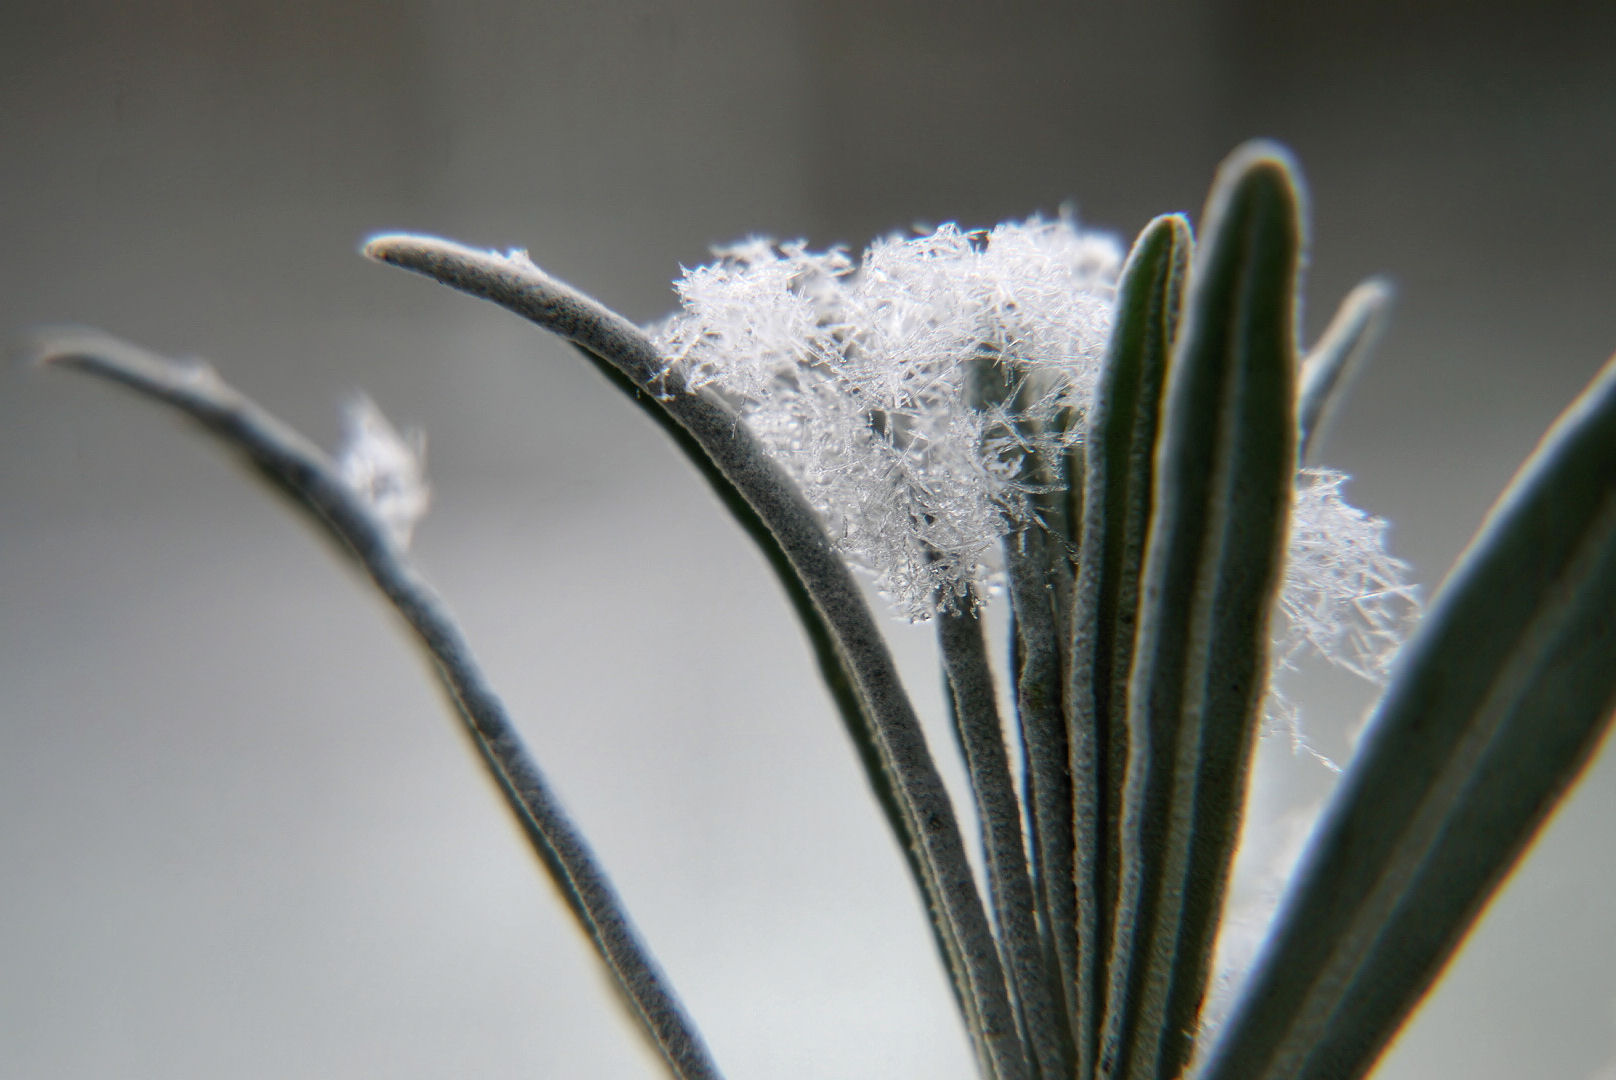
24 326 124 369
359 234 396 262
361 232 443 267
1101 139 1300 1080
1129 213 1193 267
1299 276 1396 459
1200 141 1307 261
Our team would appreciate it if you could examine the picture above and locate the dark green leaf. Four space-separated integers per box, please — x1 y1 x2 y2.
939 601 1066 1080
1199 350 1616 1080
1297 277 1393 460
362 236 1025 1080
1068 212 1191 1080
1004 521 1078 1076
1098 143 1301 1080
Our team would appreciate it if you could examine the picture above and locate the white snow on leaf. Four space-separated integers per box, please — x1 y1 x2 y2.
655 217 1420 708
657 215 1122 620
1264 467 1422 760
337 394 430 548
1276 467 1420 683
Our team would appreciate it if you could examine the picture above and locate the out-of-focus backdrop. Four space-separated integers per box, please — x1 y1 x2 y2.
5 3 1616 1077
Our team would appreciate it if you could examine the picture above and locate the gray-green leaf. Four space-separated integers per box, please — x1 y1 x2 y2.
1297 277 1393 460
1068 211 1191 1080
1199 349 1616 1080
1099 142 1301 1080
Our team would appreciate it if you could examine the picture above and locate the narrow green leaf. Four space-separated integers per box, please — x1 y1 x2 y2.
1297 277 1393 460
1100 143 1300 1080
362 237 1026 1080
1003 521 1078 1076
971 318 1085 1075
569 341 971 1026
938 601 1066 1080
35 330 726 1080
1068 212 1191 1080
1199 350 1616 1080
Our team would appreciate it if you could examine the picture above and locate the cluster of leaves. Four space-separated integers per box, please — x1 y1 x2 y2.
37 141 1616 1080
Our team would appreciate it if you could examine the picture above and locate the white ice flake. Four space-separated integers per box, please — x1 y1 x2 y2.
657 215 1122 620
1262 467 1421 759
655 217 1420 704
1276 467 1420 682
337 394 430 548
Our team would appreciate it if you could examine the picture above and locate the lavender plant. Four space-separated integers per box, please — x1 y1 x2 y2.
34 142 1616 1080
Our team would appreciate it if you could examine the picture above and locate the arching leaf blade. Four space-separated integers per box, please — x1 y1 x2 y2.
1199 349 1616 1080
1069 211 1191 1080
1298 276 1393 461
1100 144 1300 1080
362 237 1025 1080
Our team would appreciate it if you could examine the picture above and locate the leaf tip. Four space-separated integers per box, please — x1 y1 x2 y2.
19 325 108 371
1203 140 1308 248
1132 211 1194 257
1217 139 1303 189
360 232 423 267
1350 274 1396 310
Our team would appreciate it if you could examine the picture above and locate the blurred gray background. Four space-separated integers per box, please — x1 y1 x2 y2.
5 2 1616 1077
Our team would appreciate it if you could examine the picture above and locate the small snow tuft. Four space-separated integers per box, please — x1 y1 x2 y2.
337 394 431 548
656 217 1122 619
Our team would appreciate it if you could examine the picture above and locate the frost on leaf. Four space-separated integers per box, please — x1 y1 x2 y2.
1266 467 1422 758
337 394 430 548
1277 468 1420 682
653 215 1420 723
656 216 1123 619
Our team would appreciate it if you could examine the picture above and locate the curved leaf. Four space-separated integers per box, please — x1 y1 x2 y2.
1199 349 1616 1080
1298 277 1393 461
1100 144 1300 1080
362 237 1026 1080
35 330 725 1080
564 342 973 1031
1068 211 1191 1080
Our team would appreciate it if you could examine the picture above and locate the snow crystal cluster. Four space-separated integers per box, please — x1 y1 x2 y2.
1263 466 1420 756
337 394 431 548
654 216 1419 695
1277 468 1420 683
659 216 1121 618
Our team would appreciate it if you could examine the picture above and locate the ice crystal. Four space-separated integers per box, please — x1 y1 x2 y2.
1276 468 1420 682
655 219 1420 700
337 394 430 548
658 215 1123 619
1264 467 1421 759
